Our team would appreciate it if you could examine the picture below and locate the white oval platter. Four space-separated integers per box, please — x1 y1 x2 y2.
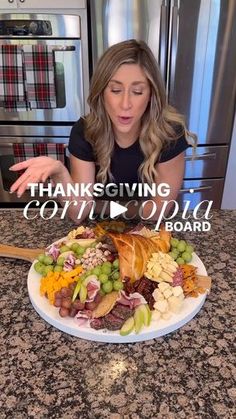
27 250 208 343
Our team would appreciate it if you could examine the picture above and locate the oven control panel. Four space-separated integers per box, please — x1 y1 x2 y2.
0 20 52 36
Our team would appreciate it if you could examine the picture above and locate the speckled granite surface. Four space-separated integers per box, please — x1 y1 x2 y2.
0 209 235 419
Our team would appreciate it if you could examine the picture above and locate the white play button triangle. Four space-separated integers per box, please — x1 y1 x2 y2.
110 201 128 218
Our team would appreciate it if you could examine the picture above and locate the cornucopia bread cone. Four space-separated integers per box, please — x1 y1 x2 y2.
109 229 171 283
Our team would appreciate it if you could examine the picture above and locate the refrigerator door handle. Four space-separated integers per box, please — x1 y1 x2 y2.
159 1 168 81
167 0 179 98
180 186 212 193
184 152 217 161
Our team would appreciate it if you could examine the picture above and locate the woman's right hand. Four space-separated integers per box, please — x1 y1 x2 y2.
9 156 65 197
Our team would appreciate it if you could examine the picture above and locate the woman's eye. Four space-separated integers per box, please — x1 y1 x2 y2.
133 91 143 95
111 89 121 94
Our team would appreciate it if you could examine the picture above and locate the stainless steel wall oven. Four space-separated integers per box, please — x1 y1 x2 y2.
0 11 89 204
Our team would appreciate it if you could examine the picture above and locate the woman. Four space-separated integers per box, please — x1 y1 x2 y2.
10 39 195 223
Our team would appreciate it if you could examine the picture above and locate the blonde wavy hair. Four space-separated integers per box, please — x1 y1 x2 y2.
85 39 196 183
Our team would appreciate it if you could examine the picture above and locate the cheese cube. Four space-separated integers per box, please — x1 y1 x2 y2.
172 286 184 297
158 282 170 292
168 296 183 313
154 299 168 313
162 311 172 320
152 289 164 301
152 310 161 321
163 288 173 299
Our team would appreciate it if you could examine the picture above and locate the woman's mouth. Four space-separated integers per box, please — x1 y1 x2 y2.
117 116 133 125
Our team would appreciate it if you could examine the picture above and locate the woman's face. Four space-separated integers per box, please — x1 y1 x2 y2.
103 64 151 143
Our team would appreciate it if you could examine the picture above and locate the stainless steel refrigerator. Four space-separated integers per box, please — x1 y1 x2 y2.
88 0 236 208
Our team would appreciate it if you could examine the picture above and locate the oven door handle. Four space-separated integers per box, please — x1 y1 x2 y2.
184 152 216 161
0 142 67 146
53 46 76 51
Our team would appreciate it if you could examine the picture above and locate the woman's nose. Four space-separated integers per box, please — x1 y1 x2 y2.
120 92 132 110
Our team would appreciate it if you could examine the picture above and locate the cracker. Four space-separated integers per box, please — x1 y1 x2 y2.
92 291 119 318
196 275 212 293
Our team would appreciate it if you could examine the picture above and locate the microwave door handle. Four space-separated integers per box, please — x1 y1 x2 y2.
167 0 179 98
180 186 212 193
184 152 217 161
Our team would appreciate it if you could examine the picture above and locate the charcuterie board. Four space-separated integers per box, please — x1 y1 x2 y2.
27 252 208 343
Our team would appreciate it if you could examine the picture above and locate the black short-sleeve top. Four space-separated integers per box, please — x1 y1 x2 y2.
68 118 189 183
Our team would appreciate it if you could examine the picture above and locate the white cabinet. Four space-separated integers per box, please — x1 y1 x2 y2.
0 0 86 9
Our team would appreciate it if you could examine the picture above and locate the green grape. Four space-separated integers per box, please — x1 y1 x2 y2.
172 249 180 258
177 240 186 252
186 244 194 254
84 270 92 278
111 271 120 280
34 261 45 274
102 280 113 293
176 257 185 265
113 280 124 291
60 245 70 253
169 251 177 260
99 289 106 296
57 256 65 266
103 261 112 268
40 267 46 276
113 259 119 269
44 255 54 265
38 253 46 263
44 265 54 274
99 273 108 284
76 246 85 255
170 238 179 248
92 266 102 276
54 265 63 272
182 251 192 263
101 264 112 275
70 243 79 252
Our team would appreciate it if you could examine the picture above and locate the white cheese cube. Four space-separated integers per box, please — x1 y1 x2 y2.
158 282 170 292
154 299 169 313
172 286 184 297
163 288 173 299
162 311 172 320
152 310 161 321
152 289 164 301
168 296 183 313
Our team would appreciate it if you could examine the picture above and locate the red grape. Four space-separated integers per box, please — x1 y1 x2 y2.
54 298 62 307
59 307 69 317
54 290 62 299
72 300 85 311
85 301 98 310
61 297 72 309
61 287 71 298
69 307 78 317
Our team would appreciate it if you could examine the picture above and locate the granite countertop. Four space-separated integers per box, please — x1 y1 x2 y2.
0 209 235 419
